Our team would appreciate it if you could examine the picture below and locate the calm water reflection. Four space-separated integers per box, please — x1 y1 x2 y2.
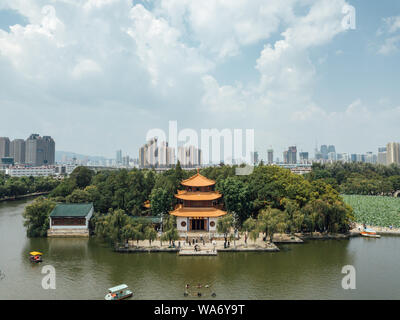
1 199 399 300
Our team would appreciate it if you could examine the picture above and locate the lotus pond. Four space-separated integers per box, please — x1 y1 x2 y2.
342 195 400 227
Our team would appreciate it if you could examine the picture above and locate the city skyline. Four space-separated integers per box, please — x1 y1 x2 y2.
0 1 399 158
3 132 398 166
0 134 55 166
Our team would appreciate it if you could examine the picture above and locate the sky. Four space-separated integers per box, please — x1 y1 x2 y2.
0 0 399 160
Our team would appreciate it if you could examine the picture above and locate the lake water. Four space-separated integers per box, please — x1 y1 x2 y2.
0 198 399 300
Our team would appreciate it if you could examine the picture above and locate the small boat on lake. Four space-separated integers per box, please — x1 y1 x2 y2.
361 228 381 238
29 251 43 263
105 284 133 300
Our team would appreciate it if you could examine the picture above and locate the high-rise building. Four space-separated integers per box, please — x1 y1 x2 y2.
365 152 377 164
139 137 158 168
328 145 336 154
177 145 202 167
314 145 323 160
299 152 309 163
267 149 274 164
10 139 25 164
0 137 10 158
139 138 176 168
116 150 122 164
283 151 288 164
158 141 175 167
339 153 350 163
314 151 323 160
251 151 259 165
377 147 387 165
25 134 55 166
122 155 130 167
284 146 297 164
320 145 328 159
288 146 297 164
42 136 55 165
328 152 337 161
387 142 400 165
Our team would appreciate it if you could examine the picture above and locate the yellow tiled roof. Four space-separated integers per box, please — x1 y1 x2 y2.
181 173 216 187
170 207 227 218
175 191 222 201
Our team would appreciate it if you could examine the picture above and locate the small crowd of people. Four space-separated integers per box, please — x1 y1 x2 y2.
184 283 216 297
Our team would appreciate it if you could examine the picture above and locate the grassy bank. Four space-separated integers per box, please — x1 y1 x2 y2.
342 194 400 228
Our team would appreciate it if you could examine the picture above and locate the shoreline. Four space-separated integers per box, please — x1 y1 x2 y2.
0 192 50 203
352 223 400 236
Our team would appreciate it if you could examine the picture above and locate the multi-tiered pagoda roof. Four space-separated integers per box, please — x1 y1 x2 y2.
169 170 227 218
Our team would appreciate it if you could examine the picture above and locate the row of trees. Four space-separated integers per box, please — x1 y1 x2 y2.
49 164 192 215
94 209 178 247
306 162 400 195
0 173 59 199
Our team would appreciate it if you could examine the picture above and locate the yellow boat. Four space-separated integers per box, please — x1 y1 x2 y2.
29 251 43 263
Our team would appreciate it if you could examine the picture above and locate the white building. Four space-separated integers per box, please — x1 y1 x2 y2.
6 166 56 177
139 137 176 168
177 145 202 167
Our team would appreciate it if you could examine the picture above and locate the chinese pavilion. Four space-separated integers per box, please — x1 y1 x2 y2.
170 169 227 234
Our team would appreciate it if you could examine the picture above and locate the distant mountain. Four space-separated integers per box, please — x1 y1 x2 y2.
55 151 109 162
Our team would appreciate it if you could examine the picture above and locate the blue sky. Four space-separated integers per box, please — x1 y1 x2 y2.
0 0 399 160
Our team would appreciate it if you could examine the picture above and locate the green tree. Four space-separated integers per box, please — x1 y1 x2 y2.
66 189 91 203
150 187 173 217
217 214 234 240
145 226 158 246
242 217 257 246
94 209 131 246
161 228 179 246
70 166 94 189
257 207 287 242
23 197 56 237
160 215 179 246
217 177 252 226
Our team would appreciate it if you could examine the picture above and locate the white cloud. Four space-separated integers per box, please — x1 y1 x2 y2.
0 0 397 157
378 35 400 55
202 0 348 116
71 59 102 78
154 0 297 58
377 15 400 55
384 16 400 34
201 75 249 113
126 4 213 89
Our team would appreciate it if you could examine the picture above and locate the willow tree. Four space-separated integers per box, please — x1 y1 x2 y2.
94 209 132 247
257 207 287 242
217 214 235 245
23 197 56 237
242 217 257 246
145 226 158 246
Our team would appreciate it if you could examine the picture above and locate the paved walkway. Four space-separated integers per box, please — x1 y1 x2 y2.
127 233 281 252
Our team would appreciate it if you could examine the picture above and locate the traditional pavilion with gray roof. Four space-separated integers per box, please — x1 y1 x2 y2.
48 203 94 237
